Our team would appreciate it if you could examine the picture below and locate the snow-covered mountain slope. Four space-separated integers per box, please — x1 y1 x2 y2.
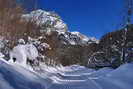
22 9 98 45
58 31 98 45
0 59 133 89
22 9 67 33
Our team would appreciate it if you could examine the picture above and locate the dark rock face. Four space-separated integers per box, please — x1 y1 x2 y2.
88 25 133 69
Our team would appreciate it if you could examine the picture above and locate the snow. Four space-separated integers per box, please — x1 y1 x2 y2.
9 44 38 67
0 60 47 89
25 44 38 60
0 58 133 89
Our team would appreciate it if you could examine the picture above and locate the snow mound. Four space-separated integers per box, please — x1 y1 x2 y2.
9 44 38 67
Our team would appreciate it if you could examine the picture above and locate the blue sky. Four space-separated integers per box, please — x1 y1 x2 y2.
36 0 123 39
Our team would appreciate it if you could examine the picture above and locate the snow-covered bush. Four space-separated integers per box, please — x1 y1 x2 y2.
9 43 39 66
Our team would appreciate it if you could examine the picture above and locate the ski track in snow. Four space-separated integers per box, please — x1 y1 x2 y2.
0 60 133 89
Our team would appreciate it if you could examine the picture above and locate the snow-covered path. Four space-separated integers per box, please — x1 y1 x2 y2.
0 60 133 89
44 64 133 89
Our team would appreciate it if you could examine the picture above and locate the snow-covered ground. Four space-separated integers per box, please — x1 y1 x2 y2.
0 59 133 89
